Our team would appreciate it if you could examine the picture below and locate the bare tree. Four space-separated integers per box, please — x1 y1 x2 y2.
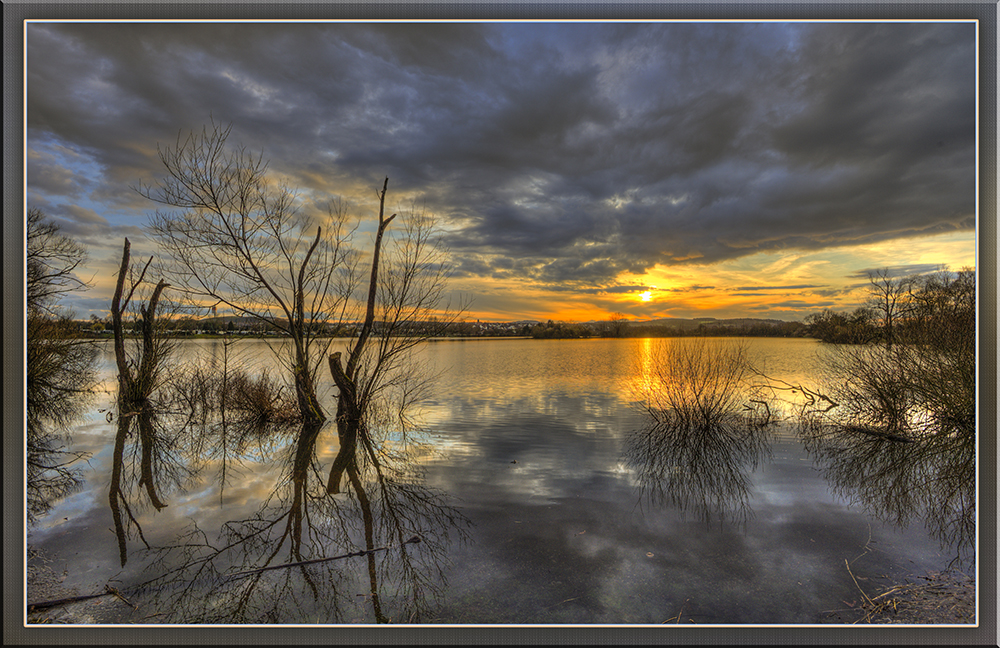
25 209 96 525
608 311 629 338
110 238 173 511
138 121 357 425
26 207 88 316
107 238 195 564
137 122 464 498
865 268 917 345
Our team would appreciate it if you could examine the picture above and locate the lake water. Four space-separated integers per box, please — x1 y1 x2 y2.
25 336 973 625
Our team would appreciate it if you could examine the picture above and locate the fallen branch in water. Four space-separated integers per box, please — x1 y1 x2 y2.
28 585 135 613
840 425 914 443
752 371 839 413
27 537 422 613
227 535 422 579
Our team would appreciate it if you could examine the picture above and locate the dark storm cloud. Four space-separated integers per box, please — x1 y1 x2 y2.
597 285 650 294
26 21 976 290
749 300 836 310
538 283 651 295
731 284 825 292
847 264 948 279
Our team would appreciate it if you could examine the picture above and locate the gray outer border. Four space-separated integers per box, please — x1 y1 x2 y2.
4 2 996 646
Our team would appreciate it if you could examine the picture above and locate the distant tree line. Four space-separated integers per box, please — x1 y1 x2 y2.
627 320 808 339
73 315 814 340
805 268 975 345
530 320 592 339
526 317 809 340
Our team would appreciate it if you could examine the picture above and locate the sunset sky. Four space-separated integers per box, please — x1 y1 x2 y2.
24 20 978 323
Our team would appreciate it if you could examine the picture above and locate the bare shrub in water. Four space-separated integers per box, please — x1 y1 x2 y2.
163 358 300 511
796 269 975 568
822 344 914 435
221 370 300 431
814 268 975 441
638 338 757 429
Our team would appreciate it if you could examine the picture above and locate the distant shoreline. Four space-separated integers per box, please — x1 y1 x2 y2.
73 332 815 342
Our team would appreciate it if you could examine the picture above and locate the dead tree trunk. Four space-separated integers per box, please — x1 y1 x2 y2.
110 237 169 512
326 178 395 494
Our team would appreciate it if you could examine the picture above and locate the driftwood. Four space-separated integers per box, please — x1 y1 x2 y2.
753 371 840 413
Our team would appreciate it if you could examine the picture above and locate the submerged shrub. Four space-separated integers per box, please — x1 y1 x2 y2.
168 362 300 446
636 338 760 430
805 268 974 441
221 370 300 431
816 269 975 441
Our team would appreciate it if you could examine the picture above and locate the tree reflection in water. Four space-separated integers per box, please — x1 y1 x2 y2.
107 402 193 568
627 379 974 569
125 418 470 623
798 422 975 567
624 420 772 529
108 238 193 567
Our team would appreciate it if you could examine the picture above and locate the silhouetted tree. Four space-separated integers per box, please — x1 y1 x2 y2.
138 121 464 501
806 308 876 344
140 121 356 425
866 268 918 345
26 207 87 316
608 312 629 338
25 209 97 525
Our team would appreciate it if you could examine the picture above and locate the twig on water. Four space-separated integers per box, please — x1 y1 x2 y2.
106 585 136 609
844 559 877 623
663 598 691 624
845 559 874 607
544 597 580 609
227 534 421 579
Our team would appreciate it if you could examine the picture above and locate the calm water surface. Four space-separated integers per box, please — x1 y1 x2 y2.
26 337 969 624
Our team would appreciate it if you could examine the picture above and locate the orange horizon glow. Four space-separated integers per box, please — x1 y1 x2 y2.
52 228 976 325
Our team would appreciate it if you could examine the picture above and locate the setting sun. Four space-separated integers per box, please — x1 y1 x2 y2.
639 291 653 302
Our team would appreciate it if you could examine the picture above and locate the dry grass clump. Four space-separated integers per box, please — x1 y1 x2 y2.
169 363 300 442
144 363 301 515
221 370 300 430
840 570 976 624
